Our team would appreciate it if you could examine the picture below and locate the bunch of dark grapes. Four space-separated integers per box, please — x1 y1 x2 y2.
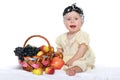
14 45 40 61
14 47 24 61
23 45 40 57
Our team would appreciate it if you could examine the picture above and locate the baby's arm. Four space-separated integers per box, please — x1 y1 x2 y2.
56 48 63 53
65 43 88 66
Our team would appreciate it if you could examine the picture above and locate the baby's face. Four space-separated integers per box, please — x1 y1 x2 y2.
63 11 83 33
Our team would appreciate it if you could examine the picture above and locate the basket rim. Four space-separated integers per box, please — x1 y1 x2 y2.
23 35 51 48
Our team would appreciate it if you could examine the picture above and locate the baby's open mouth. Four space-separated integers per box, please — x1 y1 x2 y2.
70 25 76 28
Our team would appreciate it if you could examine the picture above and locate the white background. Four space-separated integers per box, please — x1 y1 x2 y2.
0 0 120 68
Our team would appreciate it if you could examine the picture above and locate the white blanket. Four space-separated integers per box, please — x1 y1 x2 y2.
0 65 120 80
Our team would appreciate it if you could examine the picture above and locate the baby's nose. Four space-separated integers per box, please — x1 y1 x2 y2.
70 19 75 23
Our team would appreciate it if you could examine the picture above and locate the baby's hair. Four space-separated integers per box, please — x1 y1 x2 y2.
63 3 84 22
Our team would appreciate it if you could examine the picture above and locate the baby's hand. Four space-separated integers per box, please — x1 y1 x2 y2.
65 59 74 67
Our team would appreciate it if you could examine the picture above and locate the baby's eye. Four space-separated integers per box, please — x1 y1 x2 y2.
67 18 71 21
75 18 78 20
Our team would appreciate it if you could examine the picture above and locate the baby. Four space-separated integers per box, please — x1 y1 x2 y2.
55 3 95 76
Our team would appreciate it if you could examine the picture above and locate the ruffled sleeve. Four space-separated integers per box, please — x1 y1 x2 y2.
76 31 90 46
55 35 62 48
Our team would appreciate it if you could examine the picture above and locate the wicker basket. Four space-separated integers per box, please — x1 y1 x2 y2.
16 35 55 72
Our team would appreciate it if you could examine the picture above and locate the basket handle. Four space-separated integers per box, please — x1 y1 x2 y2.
23 35 51 48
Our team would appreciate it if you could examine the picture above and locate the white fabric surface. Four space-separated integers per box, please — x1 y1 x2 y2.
0 65 120 80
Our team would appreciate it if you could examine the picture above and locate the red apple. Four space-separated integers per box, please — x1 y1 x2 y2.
51 57 64 69
40 45 49 53
45 67 55 74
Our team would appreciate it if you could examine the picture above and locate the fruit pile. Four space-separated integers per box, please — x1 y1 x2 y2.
14 35 64 75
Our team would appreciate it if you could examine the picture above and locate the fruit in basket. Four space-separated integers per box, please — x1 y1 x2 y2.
54 52 63 59
14 45 40 61
14 35 63 75
51 57 64 69
50 46 54 53
37 51 44 56
45 67 55 74
40 45 49 53
24 45 40 56
32 68 43 75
